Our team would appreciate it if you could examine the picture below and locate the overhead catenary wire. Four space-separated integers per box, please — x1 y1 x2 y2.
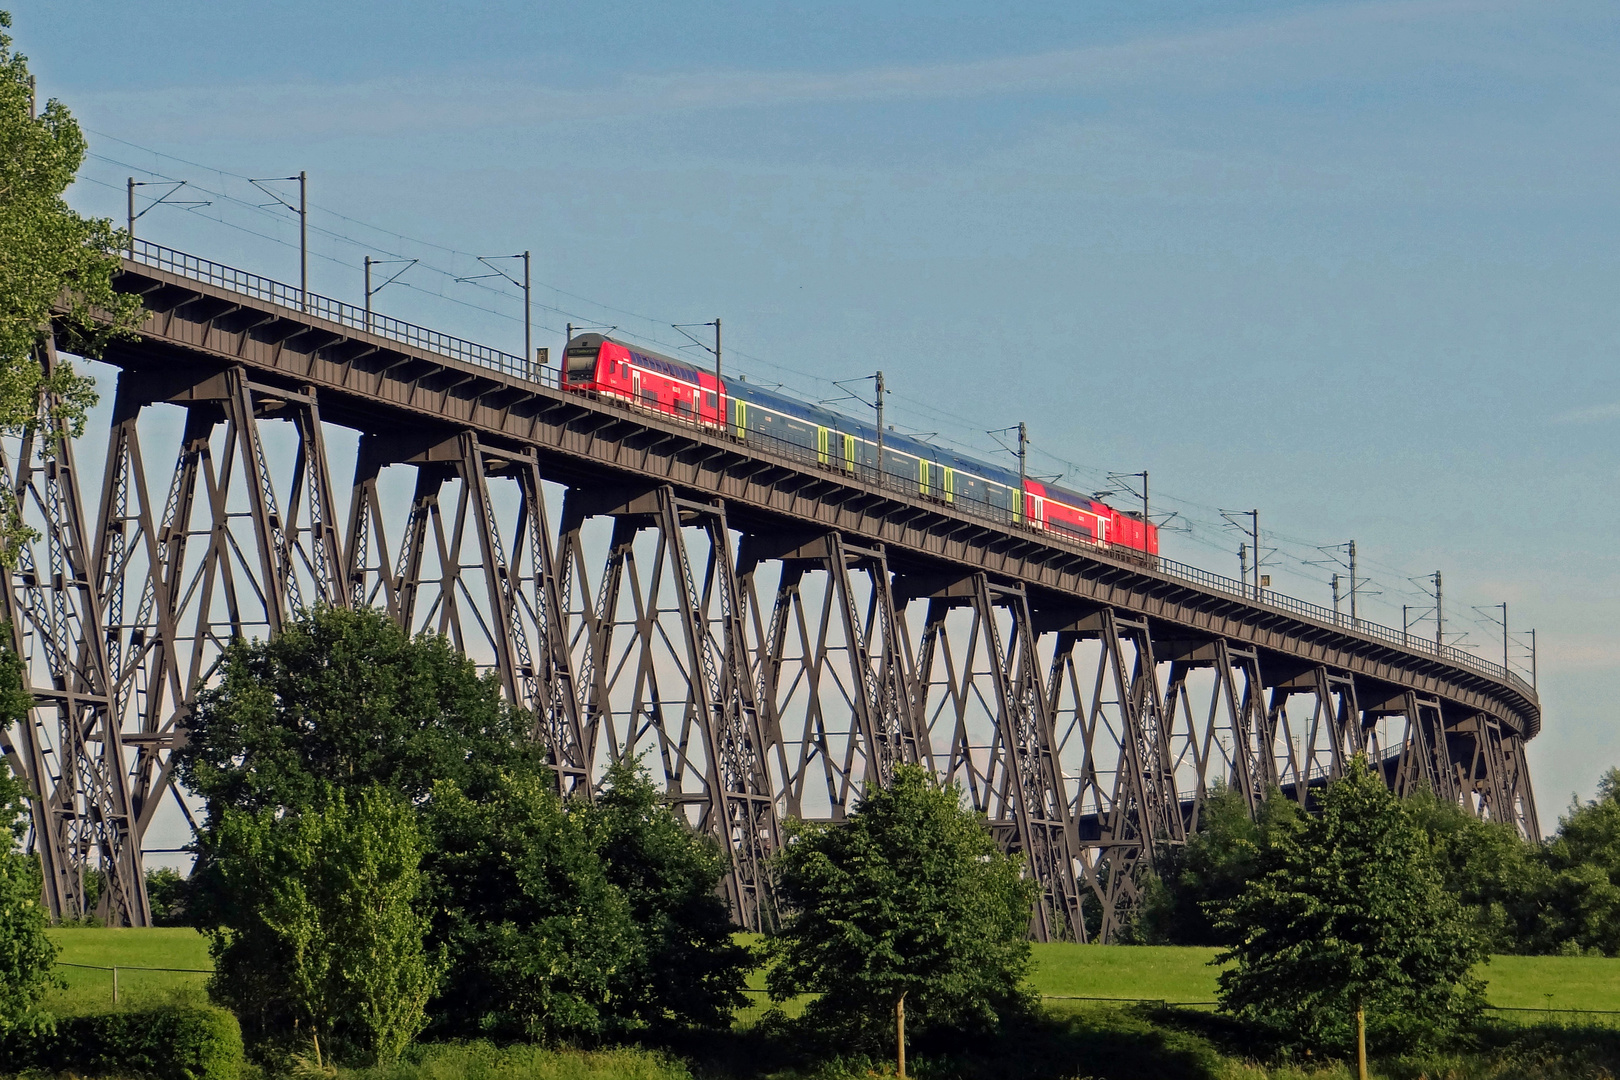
68 133 1523 661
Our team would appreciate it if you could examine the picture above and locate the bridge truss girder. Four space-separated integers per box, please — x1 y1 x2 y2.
0 336 1542 937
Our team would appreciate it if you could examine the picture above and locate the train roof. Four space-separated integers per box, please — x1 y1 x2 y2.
726 376 1022 487
567 333 709 385
578 336 1136 519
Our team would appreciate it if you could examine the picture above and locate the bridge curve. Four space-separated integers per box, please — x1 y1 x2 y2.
4 240 1539 938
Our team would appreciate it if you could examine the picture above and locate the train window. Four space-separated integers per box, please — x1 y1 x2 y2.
705 391 717 409
565 345 598 380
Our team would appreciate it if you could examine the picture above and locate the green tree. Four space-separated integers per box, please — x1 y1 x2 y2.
767 765 1036 1056
1134 781 1300 946
1406 791 1543 954
1529 769 1620 956
175 605 538 818
582 762 752 1035
1214 756 1486 1059
206 785 440 1065
0 628 55 1035
180 607 654 1044
0 765 56 1037
0 12 141 456
144 866 190 927
424 774 639 1043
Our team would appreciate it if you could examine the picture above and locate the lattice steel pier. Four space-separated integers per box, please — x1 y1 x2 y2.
0 242 1540 938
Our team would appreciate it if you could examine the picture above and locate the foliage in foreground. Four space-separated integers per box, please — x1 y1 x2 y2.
338 1040 693 1080
0 644 56 1037
424 773 638 1044
686 1000 1620 1080
175 605 538 820
0 11 142 450
182 607 754 1052
1214 756 1487 1056
1144 763 1620 961
767 765 1037 1052
205 785 440 1065
0 1003 242 1080
1535 767 1620 956
583 763 753 1034
1134 782 1301 947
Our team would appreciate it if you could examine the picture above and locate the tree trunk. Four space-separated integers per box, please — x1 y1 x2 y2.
897 993 907 1079
1356 1003 1369 1080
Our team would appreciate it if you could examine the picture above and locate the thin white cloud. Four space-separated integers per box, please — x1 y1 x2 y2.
72 0 1541 142
1555 402 1620 424
1538 634 1620 672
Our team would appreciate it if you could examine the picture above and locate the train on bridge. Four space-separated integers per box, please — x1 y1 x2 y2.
561 332 1159 557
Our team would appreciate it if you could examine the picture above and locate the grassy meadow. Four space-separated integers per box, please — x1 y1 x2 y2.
1030 943 1221 1002
39 927 1620 1018
1029 943 1620 1016
26 929 1620 1079
42 925 212 1014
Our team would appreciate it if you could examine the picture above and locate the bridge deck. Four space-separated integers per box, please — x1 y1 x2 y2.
6 238 1538 938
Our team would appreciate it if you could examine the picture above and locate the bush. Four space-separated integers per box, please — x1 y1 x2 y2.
341 1040 693 1080
0 689 58 1037
0 1004 243 1080
205 785 439 1065
1133 782 1300 946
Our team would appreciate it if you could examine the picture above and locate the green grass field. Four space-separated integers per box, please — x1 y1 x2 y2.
39 928 1620 1023
44 926 212 1014
26 928 1620 1080
1031 943 1222 1002
1028 943 1620 1016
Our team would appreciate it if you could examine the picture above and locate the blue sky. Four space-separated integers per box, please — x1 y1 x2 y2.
20 0 1620 815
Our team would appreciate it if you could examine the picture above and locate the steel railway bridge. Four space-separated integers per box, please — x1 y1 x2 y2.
1 240 1540 940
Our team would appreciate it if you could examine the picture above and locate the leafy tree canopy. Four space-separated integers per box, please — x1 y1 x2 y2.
1406 790 1545 954
1214 756 1487 1057
175 605 539 817
1134 781 1300 946
0 630 54 1036
0 764 57 1036
0 11 140 440
1531 768 1620 956
206 784 441 1066
424 774 638 1044
582 762 753 1035
766 764 1036 1050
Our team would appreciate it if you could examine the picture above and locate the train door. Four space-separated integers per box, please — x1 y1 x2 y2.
817 426 830 466
632 370 641 404
1029 493 1045 528
1012 488 1023 524
942 467 955 503
841 433 857 474
918 459 931 496
734 400 747 438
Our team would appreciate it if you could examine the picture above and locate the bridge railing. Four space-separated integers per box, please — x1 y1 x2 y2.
124 241 1535 702
130 240 553 386
1153 554 1530 693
